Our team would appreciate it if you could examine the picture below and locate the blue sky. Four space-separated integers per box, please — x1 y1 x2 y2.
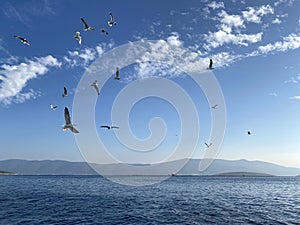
0 0 300 168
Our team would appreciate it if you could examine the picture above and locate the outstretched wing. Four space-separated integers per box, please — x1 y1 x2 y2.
100 125 110 129
70 126 79 133
81 18 89 29
64 107 71 124
111 126 119 129
109 12 114 21
94 85 100 95
64 87 67 95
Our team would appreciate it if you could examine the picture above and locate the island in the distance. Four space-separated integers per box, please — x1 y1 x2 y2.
212 172 274 177
0 170 16 175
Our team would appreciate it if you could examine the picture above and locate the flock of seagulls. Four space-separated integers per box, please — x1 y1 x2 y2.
43 12 121 134
72 13 116 45
13 15 251 147
55 67 121 134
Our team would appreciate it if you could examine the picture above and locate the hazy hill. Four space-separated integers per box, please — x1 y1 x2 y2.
0 159 299 176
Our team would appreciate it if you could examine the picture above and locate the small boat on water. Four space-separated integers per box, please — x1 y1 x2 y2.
171 173 178 176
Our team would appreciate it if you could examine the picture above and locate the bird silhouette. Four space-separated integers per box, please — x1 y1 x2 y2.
62 87 68 98
114 67 120 80
91 80 100 95
207 58 214 70
50 104 58 110
14 35 30 46
205 142 212 148
100 125 119 130
81 18 94 31
108 12 117 27
74 31 82 45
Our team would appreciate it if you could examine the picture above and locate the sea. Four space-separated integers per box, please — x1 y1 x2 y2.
0 175 299 224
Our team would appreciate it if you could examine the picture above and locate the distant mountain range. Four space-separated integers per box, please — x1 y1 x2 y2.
0 159 299 176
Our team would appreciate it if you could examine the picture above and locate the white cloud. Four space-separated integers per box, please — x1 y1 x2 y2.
210 52 243 68
204 29 262 50
207 1 225 10
289 96 300 100
242 5 274 24
0 55 61 105
257 33 300 54
272 18 282 24
274 0 295 7
127 34 209 80
166 32 183 47
203 8 264 50
218 10 244 29
64 43 113 68
269 92 278 97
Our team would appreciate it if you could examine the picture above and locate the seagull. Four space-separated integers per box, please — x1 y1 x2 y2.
81 18 94 31
91 80 100 95
247 131 252 135
62 107 79 133
74 31 82 45
50 104 58 111
108 12 117 27
62 87 68 98
13 35 30 46
205 142 212 148
101 28 109 35
207 58 214 70
114 67 120 80
100 125 119 130
211 104 218 109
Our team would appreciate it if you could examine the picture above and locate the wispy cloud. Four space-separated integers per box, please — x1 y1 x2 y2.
207 1 225 10
269 92 278 97
284 76 299 84
242 5 274 24
202 7 268 50
1 0 56 26
63 42 114 68
289 96 300 100
0 55 61 105
257 33 300 54
274 0 295 7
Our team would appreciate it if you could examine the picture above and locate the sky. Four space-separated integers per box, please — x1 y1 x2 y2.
0 0 300 168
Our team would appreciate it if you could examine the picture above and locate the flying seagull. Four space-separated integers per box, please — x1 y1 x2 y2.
207 58 214 70
108 12 117 27
100 125 119 130
14 35 30 46
101 28 109 35
205 142 212 148
247 131 252 135
211 104 218 109
91 80 100 95
81 18 94 31
50 104 58 111
114 67 120 80
62 87 68 98
62 107 79 133
74 31 82 45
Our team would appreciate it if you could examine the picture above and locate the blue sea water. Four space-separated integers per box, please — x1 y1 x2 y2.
0 175 299 224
